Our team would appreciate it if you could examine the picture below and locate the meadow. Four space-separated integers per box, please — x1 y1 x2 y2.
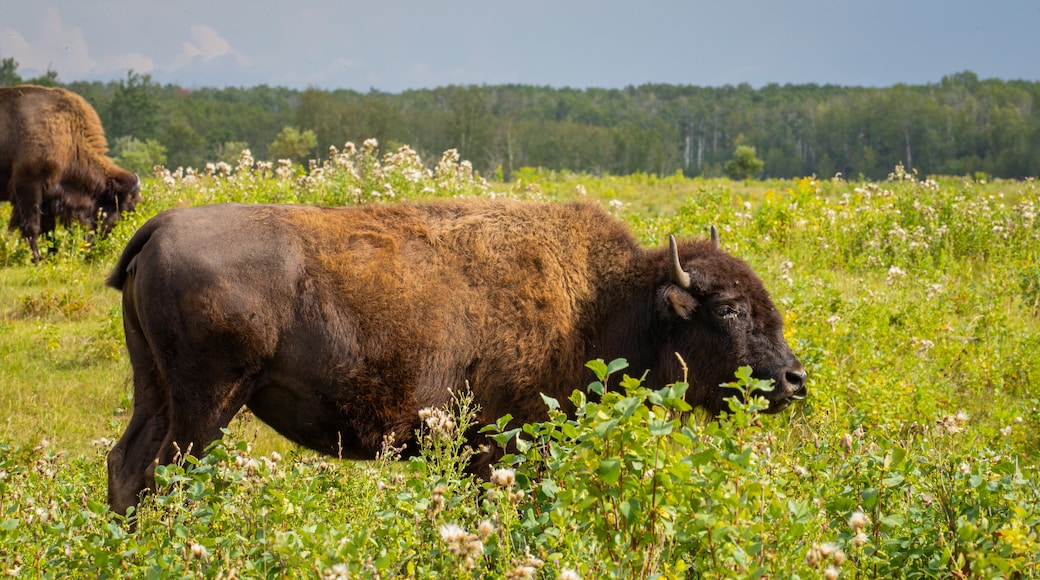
0 142 1038 578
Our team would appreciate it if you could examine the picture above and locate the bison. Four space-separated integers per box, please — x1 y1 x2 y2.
105 199 806 515
0 85 141 262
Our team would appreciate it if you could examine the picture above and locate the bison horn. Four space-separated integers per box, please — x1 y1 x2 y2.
132 174 141 192
710 225 719 248
668 235 692 289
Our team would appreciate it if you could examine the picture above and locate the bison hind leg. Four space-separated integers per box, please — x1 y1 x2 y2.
107 375 170 517
108 369 255 517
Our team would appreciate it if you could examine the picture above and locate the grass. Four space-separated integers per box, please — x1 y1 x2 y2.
0 146 1038 577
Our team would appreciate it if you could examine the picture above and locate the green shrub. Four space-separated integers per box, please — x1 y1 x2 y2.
1 154 1039 577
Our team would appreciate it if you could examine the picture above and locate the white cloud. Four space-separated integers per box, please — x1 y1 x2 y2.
0 28 33 63
0 8 156 79
169 24 248 71
0 8 95 77
100 52 156 76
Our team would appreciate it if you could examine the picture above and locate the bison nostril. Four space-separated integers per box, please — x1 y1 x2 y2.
786 368 807 387
786 368 807 400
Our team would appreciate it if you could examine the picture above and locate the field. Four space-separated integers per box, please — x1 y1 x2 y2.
1 145 1038 578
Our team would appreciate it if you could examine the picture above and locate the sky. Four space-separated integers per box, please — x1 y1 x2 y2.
1 1 1039 92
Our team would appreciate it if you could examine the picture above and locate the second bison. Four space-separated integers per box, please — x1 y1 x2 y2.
105 198 806 515
0 85 141 262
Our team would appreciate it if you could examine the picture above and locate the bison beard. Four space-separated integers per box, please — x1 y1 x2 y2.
105 199 806 516
0 85 141 262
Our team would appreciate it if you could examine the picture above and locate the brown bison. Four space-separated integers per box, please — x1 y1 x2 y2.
105 199 806 515
0 85 141 262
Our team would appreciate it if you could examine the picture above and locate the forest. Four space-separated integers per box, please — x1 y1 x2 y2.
3 56 1039 180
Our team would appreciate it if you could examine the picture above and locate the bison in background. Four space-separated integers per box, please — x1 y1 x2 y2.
105 199 806 516
0 85 141 262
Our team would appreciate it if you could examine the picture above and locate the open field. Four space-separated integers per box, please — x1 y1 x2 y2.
1 146 1038 577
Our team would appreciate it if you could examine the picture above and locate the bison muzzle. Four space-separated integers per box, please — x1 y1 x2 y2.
105 199 805 516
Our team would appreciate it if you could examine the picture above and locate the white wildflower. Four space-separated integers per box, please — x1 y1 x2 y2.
477 519 496 538
849 511 868 532
440 523 467 545
324 563 350 580
506 566 537 579
491 468 516 488
418 407 457 439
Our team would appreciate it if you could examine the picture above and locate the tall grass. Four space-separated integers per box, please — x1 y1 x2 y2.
0 144 1038 577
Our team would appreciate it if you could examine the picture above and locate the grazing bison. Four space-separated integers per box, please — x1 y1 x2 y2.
0 85 141 262
105 199 805 515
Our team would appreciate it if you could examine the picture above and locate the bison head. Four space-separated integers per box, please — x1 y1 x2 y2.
98 171 142 233
656 231 806 415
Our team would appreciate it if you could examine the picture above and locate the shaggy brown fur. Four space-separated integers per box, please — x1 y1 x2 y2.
105 199 805 515
0 85 141 261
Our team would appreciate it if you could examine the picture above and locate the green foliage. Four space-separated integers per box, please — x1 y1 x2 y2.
37 71 1040 181
216 141 251 164
1 56 22 86
104 71 159 140
1 152 1040 576
2 367 1037 577
268 126 317 165
111 136 168 175
724 145 765 181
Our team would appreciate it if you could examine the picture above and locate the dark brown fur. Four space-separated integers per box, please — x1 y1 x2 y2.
0 85 141 262
105 199 805 515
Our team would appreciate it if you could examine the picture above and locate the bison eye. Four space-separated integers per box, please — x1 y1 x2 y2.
714 304 740 320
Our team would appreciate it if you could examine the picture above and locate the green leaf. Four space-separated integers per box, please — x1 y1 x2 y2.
613 396 641 419
606 358 629 376
540 479 560 498
888 445 907 468
881 513 906 530
687 449 716 467
594 418 619 438
619 498 641 524
648 419 674 436
883 474 905 488
540 393 560 411
496 414 514 430
598 459 622 485
586 359 608 381
734 366 753 384
488 427 521 448
861 487 879 510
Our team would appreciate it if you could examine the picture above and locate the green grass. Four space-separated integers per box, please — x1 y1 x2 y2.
0 146 1038 577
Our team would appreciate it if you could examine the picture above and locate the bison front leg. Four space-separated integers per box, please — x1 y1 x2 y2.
8 178 45 263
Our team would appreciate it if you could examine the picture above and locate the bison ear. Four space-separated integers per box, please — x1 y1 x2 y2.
658 285 699 320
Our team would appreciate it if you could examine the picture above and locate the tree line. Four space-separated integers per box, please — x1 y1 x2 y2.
4 57 1038 180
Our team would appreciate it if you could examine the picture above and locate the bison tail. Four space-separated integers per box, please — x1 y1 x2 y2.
106 217 158 290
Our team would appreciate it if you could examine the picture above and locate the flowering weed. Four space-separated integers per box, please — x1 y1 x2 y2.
1 153 1039 577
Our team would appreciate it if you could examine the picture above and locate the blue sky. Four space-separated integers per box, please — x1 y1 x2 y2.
2 1 1038 91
